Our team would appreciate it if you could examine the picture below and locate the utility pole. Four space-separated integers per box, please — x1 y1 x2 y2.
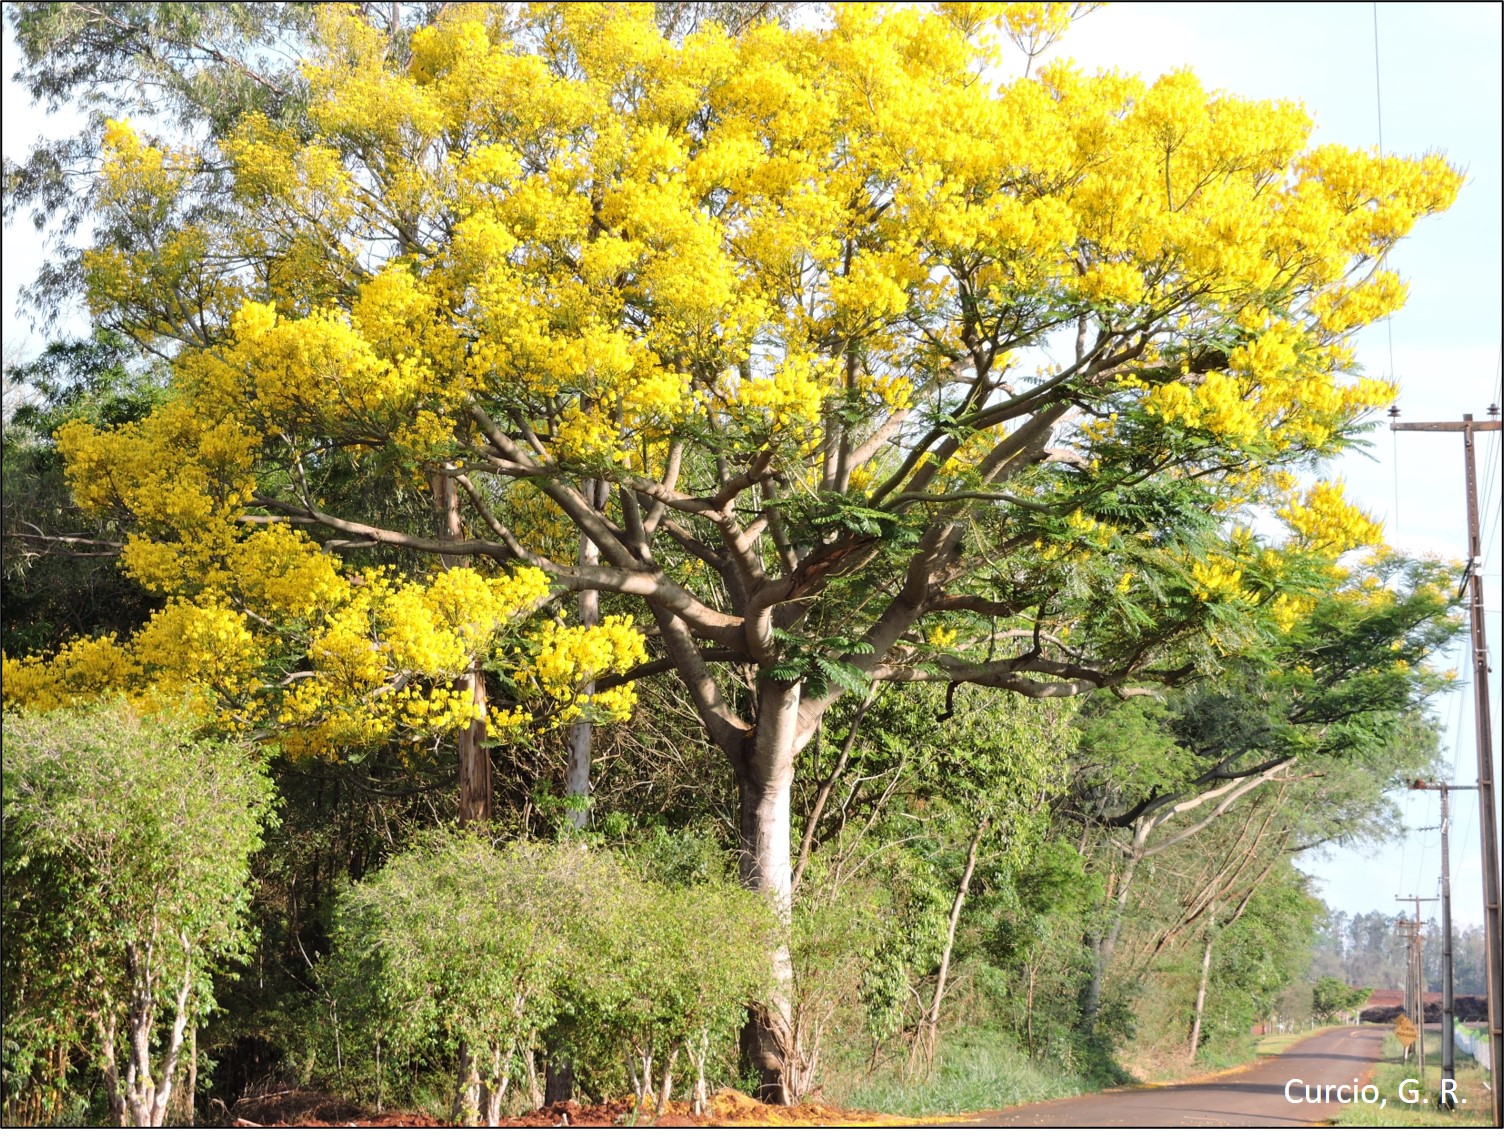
1393 406 1503 1125
1398 897 1437 1082
1397 916 1419 1050
1413 782 1477 1105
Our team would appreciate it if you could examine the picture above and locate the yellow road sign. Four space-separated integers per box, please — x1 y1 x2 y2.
1393 1014 1418 1046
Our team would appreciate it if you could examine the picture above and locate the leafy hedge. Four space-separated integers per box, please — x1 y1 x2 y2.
320 830 777 1122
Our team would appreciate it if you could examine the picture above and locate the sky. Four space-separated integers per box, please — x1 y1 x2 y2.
3 4 1501 931
1037 2 1504 933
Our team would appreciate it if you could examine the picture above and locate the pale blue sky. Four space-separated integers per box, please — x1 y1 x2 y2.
1053 2 1503 930
4 4 1500 928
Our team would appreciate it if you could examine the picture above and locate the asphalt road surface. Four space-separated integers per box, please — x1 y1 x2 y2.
950 1026 1387 1127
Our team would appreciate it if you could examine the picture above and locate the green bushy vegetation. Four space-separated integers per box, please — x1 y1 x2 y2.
315 831 777 1122
831 1027 1106 1118
0 1 1471 1127
2 700 275 1126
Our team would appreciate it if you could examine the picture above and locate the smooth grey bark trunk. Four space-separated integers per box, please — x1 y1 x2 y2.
456 660 490 823
736 677 800 1104
1188 900 1217 1061
564 482 601 831
547 484 602 1107
1083 820 1147 1031
103 935 195 1127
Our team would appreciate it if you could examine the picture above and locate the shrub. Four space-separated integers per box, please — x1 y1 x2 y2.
2 699 275 1126
321 831 777 1122
324 832 571 1125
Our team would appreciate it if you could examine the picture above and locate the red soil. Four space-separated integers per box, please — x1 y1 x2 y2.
232 1086 893 1128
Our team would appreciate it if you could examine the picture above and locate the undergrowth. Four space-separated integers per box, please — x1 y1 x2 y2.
828 1028 1113 1118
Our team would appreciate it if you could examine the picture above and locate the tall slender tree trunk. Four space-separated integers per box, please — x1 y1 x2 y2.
1084 821 1147 1031
912 818 987 1074
546 483 602 1107
564 479 601 831
737 677 800 1104
1189 899 1217 1061
432 470 492 824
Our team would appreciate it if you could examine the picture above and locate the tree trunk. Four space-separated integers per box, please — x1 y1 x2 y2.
656 1046 678 1117
1083 822 1147 1032
452 1043 481 1127
481 1043 508 1127
912 817 987 1075
1189 900 1217 1062
99 1010 126 1127
736 677 800 1104
544 1060 574 1107
547 484 603 1106
184 1024 197 1126
1026 959 1037 1059
432 469 492 824
456 659 491 823
564 480 601 832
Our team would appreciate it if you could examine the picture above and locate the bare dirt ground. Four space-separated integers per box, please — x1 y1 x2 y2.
230 1086 901 1127
233 1032 1391 1128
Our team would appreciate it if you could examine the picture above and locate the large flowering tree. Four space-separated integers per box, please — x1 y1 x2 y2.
3 2 1461 1100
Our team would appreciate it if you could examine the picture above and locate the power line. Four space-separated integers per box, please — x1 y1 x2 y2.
1477 352 1502 556
1372 2 1402 538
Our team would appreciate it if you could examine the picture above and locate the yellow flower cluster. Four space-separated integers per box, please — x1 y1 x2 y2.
2 559 575 760
1269 592 1317 635
517 615 650 727
1 635 139 713
927 625 960 648
1189 555 1259 605
1278 481 1384 553
737 354 839 435
1145 372 1261 444
57 401 258 534
3 598 265 730
1137 315 1397 452
1063 508 1114 545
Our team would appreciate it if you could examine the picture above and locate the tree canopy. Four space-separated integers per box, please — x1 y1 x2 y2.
1 0 1465 1106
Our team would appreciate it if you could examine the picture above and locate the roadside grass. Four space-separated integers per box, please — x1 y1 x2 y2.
832 1028 1107 1119
1256 1024 1342 1057
1332 1032 1492 1127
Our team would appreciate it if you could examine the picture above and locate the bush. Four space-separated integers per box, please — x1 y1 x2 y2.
1312 977 1371 1023
321 830 777 1123
2 699 275 1126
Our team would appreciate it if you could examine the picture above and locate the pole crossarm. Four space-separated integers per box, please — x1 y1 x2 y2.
1391 421 1501 432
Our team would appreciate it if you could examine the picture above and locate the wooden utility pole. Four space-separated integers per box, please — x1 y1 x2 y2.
1393 408 1502 1124
1412 782 1476 1104
1396 916 1421 1062
1397 897 1437 1082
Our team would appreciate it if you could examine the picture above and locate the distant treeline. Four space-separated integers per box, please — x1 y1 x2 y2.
1311 908 1489 996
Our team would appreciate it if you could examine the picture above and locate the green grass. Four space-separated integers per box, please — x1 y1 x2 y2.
1332 1031 1493 1127
1255 1024 1340 1057
832 1029 1106 1118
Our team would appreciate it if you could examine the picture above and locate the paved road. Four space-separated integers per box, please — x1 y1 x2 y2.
950 1026 1387 1127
